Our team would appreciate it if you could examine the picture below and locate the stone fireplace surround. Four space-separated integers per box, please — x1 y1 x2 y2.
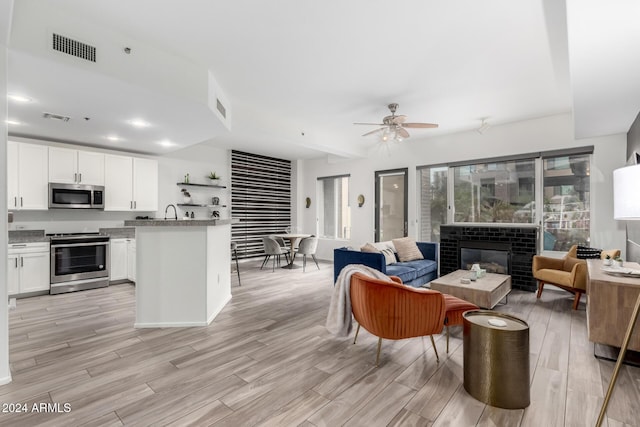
440 225 538 291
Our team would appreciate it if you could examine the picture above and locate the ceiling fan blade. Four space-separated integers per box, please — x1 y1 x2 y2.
362 127 385 137
398 127 410 138
402 123 439 129
391 115 407 124
354 122 385 126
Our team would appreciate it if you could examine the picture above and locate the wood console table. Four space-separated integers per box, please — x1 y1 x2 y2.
586 259 640 352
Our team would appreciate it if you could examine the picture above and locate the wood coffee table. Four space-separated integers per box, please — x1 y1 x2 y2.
430 270 511 309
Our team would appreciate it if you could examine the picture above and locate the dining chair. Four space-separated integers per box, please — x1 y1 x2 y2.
261 236 290 272
297 236 319 272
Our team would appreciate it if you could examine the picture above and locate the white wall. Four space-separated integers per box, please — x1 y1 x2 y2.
1 0 14 386
156 143 230 221
8 138 230 232
299 113 628 260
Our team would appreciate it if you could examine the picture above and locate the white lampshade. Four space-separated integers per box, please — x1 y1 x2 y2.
614 164 640 220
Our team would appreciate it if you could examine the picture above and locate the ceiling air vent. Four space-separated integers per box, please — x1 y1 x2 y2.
216 99 227 119
43 112 71 122
52 33 96 63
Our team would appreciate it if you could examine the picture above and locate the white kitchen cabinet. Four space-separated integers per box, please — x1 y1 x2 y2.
133 158 158 211
8 243 50 296
7 254 20 295
109 238 128 281
127 239 136 282
104 155 133 210
49 147 105 185
104 155 157 211
7 141 49 210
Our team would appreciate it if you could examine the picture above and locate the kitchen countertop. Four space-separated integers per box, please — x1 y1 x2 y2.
124 219 238 227
99 227 136 238
8 230 48 244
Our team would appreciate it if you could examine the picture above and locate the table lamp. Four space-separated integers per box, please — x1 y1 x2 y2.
597 163 640 426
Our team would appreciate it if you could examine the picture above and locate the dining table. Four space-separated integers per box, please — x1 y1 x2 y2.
272 233 312 269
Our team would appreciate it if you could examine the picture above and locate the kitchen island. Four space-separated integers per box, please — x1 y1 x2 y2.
123 219 235 327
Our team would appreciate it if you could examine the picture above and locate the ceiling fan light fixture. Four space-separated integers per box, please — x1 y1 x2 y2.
477 118 491 134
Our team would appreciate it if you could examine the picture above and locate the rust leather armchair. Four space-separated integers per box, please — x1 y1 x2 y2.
350 272 478 366
532 245 620 310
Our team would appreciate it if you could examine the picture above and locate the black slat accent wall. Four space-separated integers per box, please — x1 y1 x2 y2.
231 150 291 258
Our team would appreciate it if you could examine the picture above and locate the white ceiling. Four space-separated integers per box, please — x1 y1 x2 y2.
6 1 639 160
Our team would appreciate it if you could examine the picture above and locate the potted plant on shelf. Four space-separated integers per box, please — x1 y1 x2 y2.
181 189 192 204
613 256 624 268
207 172 221 184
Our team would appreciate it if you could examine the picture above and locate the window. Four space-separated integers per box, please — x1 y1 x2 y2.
542 154 590 251
452 159 536 223
417 148 592 251
418 166 447 242
317 175 350 239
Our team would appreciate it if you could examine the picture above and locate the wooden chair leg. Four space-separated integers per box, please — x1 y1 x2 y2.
430 335 439 362
446 326 450 353
375 337 382 367
573 291 582 310
536 281 544 299
353 323 360 344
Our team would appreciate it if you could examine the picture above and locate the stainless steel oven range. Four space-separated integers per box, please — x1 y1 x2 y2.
48 233 110 294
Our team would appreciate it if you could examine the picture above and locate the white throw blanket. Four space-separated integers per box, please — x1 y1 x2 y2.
326 264 394 337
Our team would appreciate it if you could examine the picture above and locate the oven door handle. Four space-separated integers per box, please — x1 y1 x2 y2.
51 242 110 248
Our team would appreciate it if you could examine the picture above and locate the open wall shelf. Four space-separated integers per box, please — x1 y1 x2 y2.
176 182 226 189
177 204 227 208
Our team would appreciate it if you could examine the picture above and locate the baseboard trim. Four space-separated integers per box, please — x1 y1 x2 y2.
207 294 232 325
0 374 12 385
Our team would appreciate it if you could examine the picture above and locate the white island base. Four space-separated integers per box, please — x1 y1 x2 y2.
130 221 232 328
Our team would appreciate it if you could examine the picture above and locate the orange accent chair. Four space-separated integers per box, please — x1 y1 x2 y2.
350 272 478 366
532 245 620 310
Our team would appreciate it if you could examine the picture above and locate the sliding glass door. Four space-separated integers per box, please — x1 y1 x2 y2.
375 168 408 242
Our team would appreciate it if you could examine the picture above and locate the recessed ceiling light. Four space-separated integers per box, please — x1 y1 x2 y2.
128 118 150 128
8 94 32 103
5 120 22 125
106 135 121 142
158 140 174 147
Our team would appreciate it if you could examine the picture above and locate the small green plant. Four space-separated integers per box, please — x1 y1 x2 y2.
614 255 623 262
207 172 220 180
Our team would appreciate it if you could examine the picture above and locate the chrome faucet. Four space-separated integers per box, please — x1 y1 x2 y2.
164 204 178 220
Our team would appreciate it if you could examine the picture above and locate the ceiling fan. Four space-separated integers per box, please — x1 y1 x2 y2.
354 103 438 142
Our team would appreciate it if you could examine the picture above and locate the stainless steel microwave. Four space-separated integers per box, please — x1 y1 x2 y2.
49 183 105 209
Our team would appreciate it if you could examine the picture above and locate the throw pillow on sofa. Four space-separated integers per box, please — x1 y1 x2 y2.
361 243 380 253
361 242 396 265
380 248 397 265
392 237 424 262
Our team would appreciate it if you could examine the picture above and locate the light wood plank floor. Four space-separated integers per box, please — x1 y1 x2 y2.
1 259 639 426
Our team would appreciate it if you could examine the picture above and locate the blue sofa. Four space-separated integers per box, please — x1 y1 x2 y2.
333 241 439 287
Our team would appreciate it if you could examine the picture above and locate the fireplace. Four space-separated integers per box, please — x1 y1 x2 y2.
460 242 510 275
440 225 538 291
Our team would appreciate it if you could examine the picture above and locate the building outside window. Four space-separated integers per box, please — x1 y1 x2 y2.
418 166 447 242
452 159 536 224
542 154 590 251
317 175 350 239
417 149 591 250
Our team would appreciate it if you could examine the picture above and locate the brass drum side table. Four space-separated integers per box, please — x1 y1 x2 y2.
463 310 530 409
